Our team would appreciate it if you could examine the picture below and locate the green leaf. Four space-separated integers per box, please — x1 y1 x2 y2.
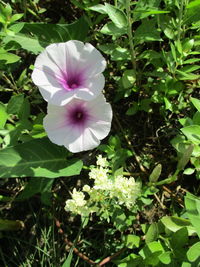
18 97 30 120
191 97 200 112
185 193 200 239
134 19 162 44
177 144 194 171
182 39 194 53
187 0 200 8
17 177 54 199
183 168 195 175
100 22 126 37
7 94 24 115
181 125 200 144
170 227 188 249
88 4 107 14
10 13 23 23
161 216 196 235
193 111 200 125
0 103 8 129
158 252 172 265
3 16 89 54
187 241 200 262
145 223 159 243
149 164 162 183
122 69 136 89
99 44 130 61
104 3 127 28
0 138 83 178
124 234 140 248
139 241 164 265
113 253 143 266
185 1 200 25
176 70 200 80
0 49 20 64
126 102 139 115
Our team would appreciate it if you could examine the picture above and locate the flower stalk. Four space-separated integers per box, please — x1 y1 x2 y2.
126 0 136 74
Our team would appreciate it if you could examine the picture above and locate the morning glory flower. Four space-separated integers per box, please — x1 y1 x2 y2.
43 94 112 153
32 40 106 106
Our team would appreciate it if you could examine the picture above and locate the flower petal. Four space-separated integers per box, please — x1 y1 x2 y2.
43 94 112 153
74 74 105 102
67 128 100 153
77 42 106 77
32 40 106 105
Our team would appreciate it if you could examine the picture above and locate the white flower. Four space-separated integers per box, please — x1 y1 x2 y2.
110 176 140 208
32 40 106 106
43 94 112 153
83 185 91 192
96 155 109 167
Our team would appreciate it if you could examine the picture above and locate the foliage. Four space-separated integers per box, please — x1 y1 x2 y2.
1 0 200 266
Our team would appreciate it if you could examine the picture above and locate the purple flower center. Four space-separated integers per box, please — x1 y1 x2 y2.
67 104 90 128
59 71 84 91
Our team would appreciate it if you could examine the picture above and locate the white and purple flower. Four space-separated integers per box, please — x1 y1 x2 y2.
43 94 112 153
32 40 106 106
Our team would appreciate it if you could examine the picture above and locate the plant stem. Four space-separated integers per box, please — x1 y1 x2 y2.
125 0 136 73
177 0 184 42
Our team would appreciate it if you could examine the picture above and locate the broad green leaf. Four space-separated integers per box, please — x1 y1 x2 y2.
7 94 24 115
161 216 196 235
193 111 200 125
145 223 159 243
158 252 172 265
99 44 130 61
191 97 200 112
0 138 83 178
185 1 200 25
104 3 127 28
186 0 200 8
187 241 200 262
170 227 188 249
182 39 194 53
124 234 140 248
17 177 54 200
181 125 200 144
100 22 126 37
185 193 200 238
3 16 89 54
139 241 164 265
0 103 8 129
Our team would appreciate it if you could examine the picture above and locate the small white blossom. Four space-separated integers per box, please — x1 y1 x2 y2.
83 185 91 192
110 176 140 209
96 155 109 167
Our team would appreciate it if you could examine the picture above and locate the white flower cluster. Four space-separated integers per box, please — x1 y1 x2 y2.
65 155 141 217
